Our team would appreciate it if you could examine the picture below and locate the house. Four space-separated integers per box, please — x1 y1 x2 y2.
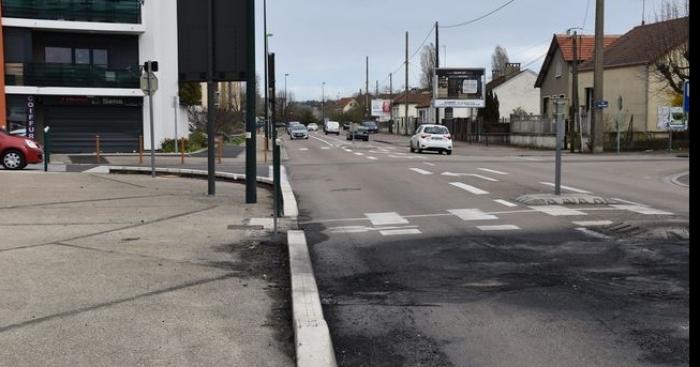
336 97 359 114
535 34 620 121
577 17 689 134
486 63 540 122
391 90 431 134
1 0 185 152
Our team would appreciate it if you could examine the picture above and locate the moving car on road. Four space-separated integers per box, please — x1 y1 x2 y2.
324 121 340 135
290 125 309 140
410 124 452 155
287 121 301 135
343 122 352 130
0 128 43 170
307 123 319 132
362 121 379 134
347 126 370 141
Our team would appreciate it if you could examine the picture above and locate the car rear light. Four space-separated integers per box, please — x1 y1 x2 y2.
421 134 431 139
445 135 452 140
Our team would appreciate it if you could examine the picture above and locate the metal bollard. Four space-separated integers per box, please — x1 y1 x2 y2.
180 138 185 165
139 135 144 164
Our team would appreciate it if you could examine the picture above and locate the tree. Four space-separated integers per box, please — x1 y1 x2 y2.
649 0 689 96
478 90 500 122
420 43 436 90
179 82 202 107
491 45 509 77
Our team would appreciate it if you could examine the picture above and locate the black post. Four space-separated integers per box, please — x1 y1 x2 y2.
270 53 281 228
206 0 216 196
43 127 50 172
245 0 257 203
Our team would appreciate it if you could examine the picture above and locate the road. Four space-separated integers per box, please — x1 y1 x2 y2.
284 132 689 367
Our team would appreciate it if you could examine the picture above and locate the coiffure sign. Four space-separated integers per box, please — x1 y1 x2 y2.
26 96 36 140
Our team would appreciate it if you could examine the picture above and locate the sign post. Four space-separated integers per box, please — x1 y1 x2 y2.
555 97 565 195
141 61 159 178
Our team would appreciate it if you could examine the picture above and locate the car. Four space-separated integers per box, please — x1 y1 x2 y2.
346 126 369 141
307 123 319 132
361 121 379 134
289 125 309 140
287 121 301 135
409 124 452 155
324 121 340 135
0 128 43 170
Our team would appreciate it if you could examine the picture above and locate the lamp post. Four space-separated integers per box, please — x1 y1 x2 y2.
264 32 273 148
284 73 289 122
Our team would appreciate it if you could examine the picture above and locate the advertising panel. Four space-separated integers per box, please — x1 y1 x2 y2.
433 68 485 108
371 99 391 118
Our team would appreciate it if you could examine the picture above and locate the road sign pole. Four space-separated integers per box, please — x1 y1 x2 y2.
245 0 257 204
555 98 564 195
206 0 216 196
147 62 156 178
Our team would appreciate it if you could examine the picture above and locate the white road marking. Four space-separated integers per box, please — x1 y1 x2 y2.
328 225 419 234
441 172 499 182
310 135 335 146
469 174 499 182
478 168 509 175
367 156 378 160
611 205 673 215
448 209 498 221
530 205 587 216
573 220 614 227
540 182 592 194
449 182 489 195
575 227 611 239
380 229 422 236
423 162 436 166
494 199 518 208
83 166 110 173
345 149 353 152
410 168 433 175
611 198 650 207
477 225 521 231
366 212 410 226
354 152 364 156
299 148 309 151
321 146 331 150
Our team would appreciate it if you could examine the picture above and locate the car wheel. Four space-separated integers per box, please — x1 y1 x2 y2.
447 150 452 155
417 148 423 154
2 149 26 170
364 137 369 142
410 143 415 153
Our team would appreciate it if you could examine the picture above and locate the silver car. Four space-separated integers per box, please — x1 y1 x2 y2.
290 125 309 140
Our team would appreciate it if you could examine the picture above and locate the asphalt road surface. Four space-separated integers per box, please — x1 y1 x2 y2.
285 132 689 367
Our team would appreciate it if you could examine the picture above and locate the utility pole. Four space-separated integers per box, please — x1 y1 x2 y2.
269 52 280 233
322 82 326 122
405 31 409 136
591 0 605 153
389 73 393 134
263 0 269 150
571 30 580 153
375 80 379 96
435 21 440 125
366 56 370 119
206 0 216 195
284 73 289 122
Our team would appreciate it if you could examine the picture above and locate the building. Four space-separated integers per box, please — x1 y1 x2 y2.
486 63 539 122
577 17 689 134
336 97 359 114
0 0 186 153
535 33 619 121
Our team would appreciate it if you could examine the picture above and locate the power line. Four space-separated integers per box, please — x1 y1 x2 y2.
582 0 592 29
440 0 517 29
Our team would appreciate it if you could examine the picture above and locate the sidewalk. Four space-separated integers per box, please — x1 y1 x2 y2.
0 172 293 366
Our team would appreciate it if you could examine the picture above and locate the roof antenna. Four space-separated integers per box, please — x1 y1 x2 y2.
642 0 646 25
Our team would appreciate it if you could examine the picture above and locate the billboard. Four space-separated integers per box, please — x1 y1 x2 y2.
433 68 485 108
371 99 391 118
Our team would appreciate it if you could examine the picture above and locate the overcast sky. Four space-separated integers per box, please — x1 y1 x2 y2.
255 0 664 101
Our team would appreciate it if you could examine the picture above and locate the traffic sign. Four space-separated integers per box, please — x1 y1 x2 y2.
594 100 609 110
140 72 159 95
683 81 689 113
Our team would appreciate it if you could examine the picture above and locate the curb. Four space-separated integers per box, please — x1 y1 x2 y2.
103 166 335 366
666 171 689 188
288 230 337 367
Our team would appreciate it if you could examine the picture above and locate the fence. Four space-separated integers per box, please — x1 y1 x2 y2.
442 118 511 145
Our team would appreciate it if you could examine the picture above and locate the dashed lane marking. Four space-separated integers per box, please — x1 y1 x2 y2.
366 212 410 226
310 135 335 146
610 205 673 215
573 220 614 227
354 152 364 156
321 146 331 150
367 156 378 160
299 148 309 151
379 229 422 236
540 182 592 194
424 162 436 166
575 227 611 240
448 209 498 221
410 168 433 175
494 199 518 208
611 198 650 207
478 168 509 175
449 182 489 195
477 225 521 231
530 205 587 216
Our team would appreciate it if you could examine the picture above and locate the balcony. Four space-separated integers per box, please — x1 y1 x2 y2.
5 63 140 89
2 0 141 24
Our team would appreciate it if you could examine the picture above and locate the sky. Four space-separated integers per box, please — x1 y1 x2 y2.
256 0 668 101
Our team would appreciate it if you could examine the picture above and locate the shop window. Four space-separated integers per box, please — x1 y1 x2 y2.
45 47 72 63
75 49 91 64
93 49 108 67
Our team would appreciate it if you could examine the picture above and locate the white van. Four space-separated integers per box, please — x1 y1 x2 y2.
324 121 340 135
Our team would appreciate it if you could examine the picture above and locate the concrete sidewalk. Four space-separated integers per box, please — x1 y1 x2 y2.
0 172 293 366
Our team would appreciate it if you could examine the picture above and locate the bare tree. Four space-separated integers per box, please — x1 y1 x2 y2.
491 45 510 77
420 43 436 90
650 0 689 95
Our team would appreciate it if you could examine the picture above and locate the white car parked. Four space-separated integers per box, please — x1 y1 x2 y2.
307 123 319 132
410 124 452 155
324 121 340 135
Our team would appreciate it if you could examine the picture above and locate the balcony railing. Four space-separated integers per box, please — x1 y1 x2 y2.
5 63 140 89
2 0 141 24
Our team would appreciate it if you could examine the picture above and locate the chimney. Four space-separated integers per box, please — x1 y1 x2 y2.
504 63 521 77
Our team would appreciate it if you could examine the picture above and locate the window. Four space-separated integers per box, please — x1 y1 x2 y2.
555 60 563 78
75 49 90 64
93 49 108 66
45 47 72 63
543 97 550 116
424 126 449 134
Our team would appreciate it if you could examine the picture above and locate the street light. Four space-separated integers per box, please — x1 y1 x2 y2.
322 82 326 123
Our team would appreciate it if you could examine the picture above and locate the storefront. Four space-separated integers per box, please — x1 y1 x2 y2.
5 95 143 153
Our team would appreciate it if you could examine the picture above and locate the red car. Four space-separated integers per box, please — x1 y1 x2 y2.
0 129 43 170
